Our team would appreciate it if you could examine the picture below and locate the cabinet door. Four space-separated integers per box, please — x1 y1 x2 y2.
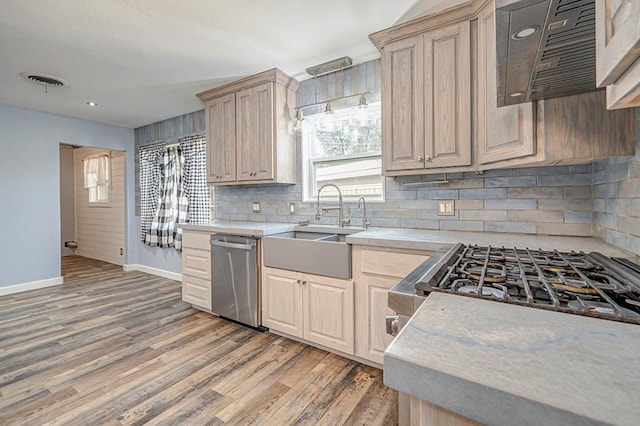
354 247 429 364
424 21 471 168
382 36 425 172
596 0 640 86
262 267 303 338
476 5 535 165
252 82 275 181
206 94 236 183
182 275 212 309
303 274 354 354
236 87 255 181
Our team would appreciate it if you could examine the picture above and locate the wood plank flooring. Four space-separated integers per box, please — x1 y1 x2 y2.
0 256 397 425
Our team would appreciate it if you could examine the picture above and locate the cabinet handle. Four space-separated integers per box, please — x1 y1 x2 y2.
302 280 307 285
425 155 432 162
296 279 301 284
418 156 424 162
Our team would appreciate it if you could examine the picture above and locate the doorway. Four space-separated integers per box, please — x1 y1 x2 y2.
59 144 126 269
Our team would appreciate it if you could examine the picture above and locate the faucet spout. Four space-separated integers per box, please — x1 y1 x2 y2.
316 183 349 227
358 196 371 229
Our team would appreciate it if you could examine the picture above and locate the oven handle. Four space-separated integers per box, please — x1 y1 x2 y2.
211 240 255 251
386 315 399 336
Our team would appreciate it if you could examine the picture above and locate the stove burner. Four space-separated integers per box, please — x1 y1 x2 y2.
567 300 640 319
415 244 640 325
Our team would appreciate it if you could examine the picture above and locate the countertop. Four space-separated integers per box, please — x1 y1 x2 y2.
179 221 296 237
345 228 635 258
384 292 640 426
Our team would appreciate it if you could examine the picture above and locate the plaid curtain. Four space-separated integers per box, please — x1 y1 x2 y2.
139 143 165 242
144 146 189 249
180 135 210 224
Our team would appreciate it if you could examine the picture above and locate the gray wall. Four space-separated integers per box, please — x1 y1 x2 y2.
592 110 640 256
0 103 134 288
59 145 76 257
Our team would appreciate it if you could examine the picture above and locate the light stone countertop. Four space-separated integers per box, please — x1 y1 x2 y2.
345 228 635 258
385 292 640 426
179 221 296 237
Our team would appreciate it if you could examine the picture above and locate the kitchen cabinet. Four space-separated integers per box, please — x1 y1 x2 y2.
371 0 636 175
262 266 354 354
181 230 212 310
475 4 535 165
410 397 481 426
353 246 430 365
381 21 471 175
197 68 298 185
596 0 640 109
205 93 236 183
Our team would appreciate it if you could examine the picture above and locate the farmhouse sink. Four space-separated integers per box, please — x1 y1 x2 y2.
263 228 359 279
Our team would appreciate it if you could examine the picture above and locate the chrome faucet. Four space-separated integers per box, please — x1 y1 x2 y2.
358 196 371 229
315 183 350 227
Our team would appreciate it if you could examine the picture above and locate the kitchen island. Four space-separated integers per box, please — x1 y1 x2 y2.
385 291 640 426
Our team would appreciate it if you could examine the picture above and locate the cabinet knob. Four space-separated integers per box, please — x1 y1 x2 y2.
302 280 307 285
296 279 301 284
425 155 432 162
418 156 424 162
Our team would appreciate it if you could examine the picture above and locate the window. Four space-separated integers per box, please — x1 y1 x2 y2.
84 155 110 206
301 100 383 202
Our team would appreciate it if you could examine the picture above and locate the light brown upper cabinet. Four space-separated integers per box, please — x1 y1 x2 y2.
475 5 535 166
371 0 635 176
197 69 298 185
381 21 471 175
596 0 640 109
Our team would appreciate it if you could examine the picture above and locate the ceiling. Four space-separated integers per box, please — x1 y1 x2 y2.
0 0 464 129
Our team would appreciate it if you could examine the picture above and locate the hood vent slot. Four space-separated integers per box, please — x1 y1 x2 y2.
496 0 597 107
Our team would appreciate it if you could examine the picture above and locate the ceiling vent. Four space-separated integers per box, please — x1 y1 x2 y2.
21 72 68 91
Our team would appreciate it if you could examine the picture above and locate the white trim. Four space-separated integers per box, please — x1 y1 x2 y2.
0 276 64 296
123 264 182 281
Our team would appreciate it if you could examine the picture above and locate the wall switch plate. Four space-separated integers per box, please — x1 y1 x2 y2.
252 201 261 213
438 200 455 216
289 202 296 215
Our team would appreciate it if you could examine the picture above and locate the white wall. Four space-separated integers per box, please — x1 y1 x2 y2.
74 148 126 266
59 145 76 256
0 103 134 288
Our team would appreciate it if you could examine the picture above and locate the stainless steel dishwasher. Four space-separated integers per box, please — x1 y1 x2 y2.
210 234 260 328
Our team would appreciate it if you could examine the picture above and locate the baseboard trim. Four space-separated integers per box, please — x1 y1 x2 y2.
0 276 64 296
123 264 182 281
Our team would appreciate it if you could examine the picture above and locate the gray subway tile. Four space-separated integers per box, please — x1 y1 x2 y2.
439 220 484 232
508 210 563 223
537 174 591 187
596 212 617 229
417 189 459 199
595 183 618 198
607 230 630 251
484 221 537 234
459 188 507 199
538 199 592 212
564 211 593 224
537 223 592 237
459 210 508 221
564 186 592 199
485 176 537 188
618 216 640 237
485 199 537 210
401 219 439 230
508 187 563 199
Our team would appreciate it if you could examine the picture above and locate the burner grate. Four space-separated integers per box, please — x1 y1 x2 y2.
416 245 640 324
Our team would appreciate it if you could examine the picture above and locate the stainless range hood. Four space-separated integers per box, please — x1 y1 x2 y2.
495 0 597 107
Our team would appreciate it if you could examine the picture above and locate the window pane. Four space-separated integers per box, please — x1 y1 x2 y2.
302 100 383 201
89 185 109 203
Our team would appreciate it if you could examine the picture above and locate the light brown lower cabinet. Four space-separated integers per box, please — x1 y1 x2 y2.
410 396 482 426
262 266 354 354
353 246 431 365
181 230 212 310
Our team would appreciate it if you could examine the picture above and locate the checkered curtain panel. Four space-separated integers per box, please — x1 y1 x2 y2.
180 135 210 225
144 146 189 249
139 143 165 242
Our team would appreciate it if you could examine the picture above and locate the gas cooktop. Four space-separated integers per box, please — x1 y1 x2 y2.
415 244 640 324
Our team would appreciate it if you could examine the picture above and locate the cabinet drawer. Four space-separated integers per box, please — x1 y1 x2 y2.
360 249 429 278
182 275 211 309
182 231 211 250
183 249 210 280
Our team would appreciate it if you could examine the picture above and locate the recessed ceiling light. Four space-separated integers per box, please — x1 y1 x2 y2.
509 92 523 97
512 26 539 40
87 101 98 107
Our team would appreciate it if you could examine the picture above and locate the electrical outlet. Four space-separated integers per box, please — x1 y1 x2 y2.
289 202 296 215
252 201 261 213
438 200 455 216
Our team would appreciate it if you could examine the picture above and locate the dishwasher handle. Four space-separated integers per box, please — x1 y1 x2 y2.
210 240 256 251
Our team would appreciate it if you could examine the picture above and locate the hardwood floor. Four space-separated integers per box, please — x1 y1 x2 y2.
0 256 397 425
